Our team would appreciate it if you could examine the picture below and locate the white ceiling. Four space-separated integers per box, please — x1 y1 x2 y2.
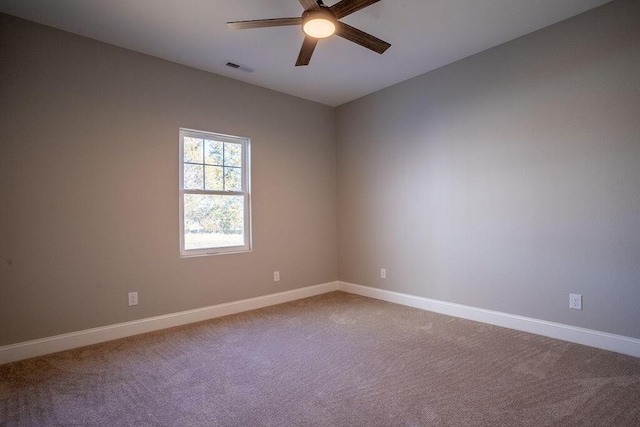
0 0 612 106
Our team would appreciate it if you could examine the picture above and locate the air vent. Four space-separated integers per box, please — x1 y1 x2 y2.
225 61 254 73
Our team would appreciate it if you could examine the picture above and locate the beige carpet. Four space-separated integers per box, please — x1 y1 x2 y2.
1 291 639 426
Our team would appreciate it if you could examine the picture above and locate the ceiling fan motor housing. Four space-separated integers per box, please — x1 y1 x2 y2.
302 7 337 38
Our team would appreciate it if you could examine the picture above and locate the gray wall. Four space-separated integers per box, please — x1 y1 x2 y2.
0 14 337 346
336 0 640 339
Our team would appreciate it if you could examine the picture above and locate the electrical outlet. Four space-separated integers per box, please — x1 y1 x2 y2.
569 293 582 310
381 268 387 279
128 291 138 306
274 271 280 282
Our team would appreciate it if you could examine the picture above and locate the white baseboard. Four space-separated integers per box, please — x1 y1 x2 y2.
3 280 638 365
338 281 640 358
0 281 339 365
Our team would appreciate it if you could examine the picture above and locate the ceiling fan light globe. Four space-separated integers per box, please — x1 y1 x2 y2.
303 18 336 38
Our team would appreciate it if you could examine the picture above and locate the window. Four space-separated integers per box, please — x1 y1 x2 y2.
179 128 251 256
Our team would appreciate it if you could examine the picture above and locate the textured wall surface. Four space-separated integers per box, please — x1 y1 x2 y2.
0 14 337 346
336 0 640 338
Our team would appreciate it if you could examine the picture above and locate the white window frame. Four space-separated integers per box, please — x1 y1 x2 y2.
179 128 252 257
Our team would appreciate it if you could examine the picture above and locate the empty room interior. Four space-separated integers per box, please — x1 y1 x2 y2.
1 0 639 425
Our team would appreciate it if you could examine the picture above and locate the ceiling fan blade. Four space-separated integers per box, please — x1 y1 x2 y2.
330 0 381 19
335 22 390 54
298 0 320 11
227 17 301 30
295 36 319 66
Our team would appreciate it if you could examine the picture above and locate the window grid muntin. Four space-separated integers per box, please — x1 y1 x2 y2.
183 138 243 192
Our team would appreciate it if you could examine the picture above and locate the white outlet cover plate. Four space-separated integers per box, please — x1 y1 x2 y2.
128 292 138 306
569 293 582 310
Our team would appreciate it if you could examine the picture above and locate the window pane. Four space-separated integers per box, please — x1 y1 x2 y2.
184 164 204 190
184 137 203 163
205 165 223 191
183 194 245 249
205 139 223 165
224 167 242 191
224 142 242 167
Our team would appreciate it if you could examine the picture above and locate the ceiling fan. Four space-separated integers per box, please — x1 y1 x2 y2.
227 0 391 66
